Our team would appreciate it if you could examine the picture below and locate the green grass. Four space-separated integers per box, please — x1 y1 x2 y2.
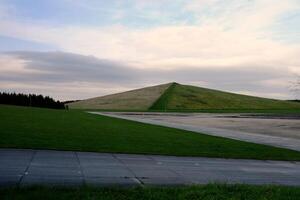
1 104 300 160
1 184 300 200
149 82 176 110
68 82 300 112
149 83 300 111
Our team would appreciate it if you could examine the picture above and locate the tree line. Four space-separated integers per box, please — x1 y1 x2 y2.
0 92 66 109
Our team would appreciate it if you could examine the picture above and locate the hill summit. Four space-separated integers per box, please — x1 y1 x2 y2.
68 82 300 111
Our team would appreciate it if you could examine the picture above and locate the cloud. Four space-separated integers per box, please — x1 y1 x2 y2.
0 51 297 100
0 0 299 100
0 0 299 71
1 51 140 84
184 0 218 12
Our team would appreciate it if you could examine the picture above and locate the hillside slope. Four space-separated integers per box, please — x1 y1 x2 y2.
68 83 171 110
150 83 300 111
68 82 300 111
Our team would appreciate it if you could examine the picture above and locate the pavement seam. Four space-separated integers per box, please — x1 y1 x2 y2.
74 152 86 186
112 154 145 187
18 150 36 187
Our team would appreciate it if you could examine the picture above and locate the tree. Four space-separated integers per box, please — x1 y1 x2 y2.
0 92 65 109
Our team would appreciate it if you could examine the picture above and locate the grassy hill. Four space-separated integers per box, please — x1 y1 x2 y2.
68 82 300 112
150 83 300 111
68 83 171 110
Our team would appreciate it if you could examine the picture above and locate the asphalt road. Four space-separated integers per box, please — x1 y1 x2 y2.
1 149 300 187
94 112 300 152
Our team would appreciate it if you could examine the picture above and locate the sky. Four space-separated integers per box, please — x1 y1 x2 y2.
0 0 300 100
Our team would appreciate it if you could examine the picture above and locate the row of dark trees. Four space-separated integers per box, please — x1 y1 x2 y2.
0 92 65 109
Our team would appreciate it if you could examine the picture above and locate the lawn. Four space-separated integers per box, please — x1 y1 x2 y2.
1 184 300 200
1 104 300 160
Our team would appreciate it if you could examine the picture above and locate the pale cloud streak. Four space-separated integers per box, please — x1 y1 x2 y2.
0 51 296 100
0 0 299 100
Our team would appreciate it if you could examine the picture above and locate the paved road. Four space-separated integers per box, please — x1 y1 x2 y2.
93 112 300 152
1 149 300 187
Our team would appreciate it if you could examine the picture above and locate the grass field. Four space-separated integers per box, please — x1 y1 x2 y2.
1 184 300 200
150 83 300 111
1 104 300 160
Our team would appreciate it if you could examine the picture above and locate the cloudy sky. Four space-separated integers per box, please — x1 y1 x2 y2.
0 0 300 100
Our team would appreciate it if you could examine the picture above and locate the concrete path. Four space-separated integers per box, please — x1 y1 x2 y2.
93 112 300 152
1 149 300 187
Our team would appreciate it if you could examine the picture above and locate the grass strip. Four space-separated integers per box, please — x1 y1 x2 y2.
1 184 300 200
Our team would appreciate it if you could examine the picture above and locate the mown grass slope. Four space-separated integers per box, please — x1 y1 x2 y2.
68 83 171 110
149 82 176 110
1 104 300 160
149 83 300 111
